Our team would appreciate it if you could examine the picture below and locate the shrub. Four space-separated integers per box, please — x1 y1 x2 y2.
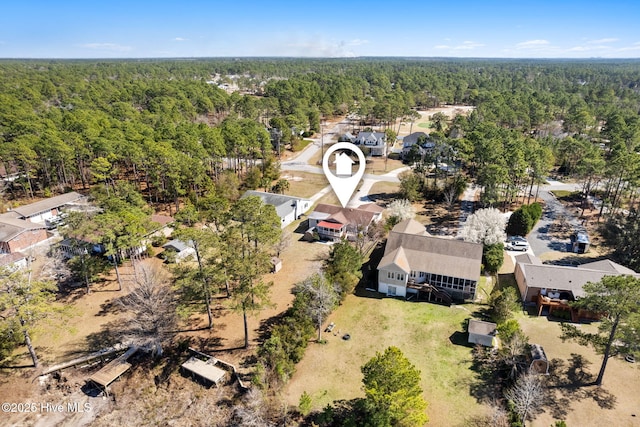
483 243 505 274
506 209 532 237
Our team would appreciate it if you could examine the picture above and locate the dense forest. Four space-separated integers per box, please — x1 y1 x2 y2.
1 59 639 209
2 58 640 425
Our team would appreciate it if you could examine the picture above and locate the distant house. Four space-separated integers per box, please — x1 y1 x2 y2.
0 252 28 271
354 132 386 156
377 219 483 300
468 319 498 347
57 237 104 259
162 239 196 263
308 203 383 241
514 254 640 321
0 217 49 254
241 191 312 228
338 132 356 143
401 132 434 160
1 191 83 225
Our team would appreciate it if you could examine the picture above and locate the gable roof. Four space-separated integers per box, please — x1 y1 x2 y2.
151 214 174 226
0 218 47 242
163 239 194 252
6 192 83 218
379 223 483 281
402 132 430 146
312 204 377 227
241 190 310 219
355 132 385 145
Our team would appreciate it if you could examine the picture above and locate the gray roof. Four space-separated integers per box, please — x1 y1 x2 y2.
163 239 194 252
578 259 635 274
517 260 640 298
468 319 497 336
402 132 430 146
5 192 83 218
0 218 46 242
514 253 542 265
241 191 310 219
355 132 385 146
378 222 483 281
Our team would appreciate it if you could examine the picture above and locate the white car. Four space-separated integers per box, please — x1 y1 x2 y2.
506 239 529 251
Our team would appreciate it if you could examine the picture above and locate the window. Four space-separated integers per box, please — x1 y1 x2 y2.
388 286 397 296
410 271 416 278
419 271 425 278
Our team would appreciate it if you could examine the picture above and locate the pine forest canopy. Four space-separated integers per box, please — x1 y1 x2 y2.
1 58 640 218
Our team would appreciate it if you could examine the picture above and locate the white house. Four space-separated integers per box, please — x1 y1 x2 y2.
241 191 312 228
162 239 196 263
354 132 386 156
1 191 83 225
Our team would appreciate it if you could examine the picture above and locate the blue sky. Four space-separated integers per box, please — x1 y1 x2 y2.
1 0 639 58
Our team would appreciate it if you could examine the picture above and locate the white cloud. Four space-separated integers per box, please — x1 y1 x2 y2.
435 41 483 51
617 42 640 52
283 37 366 57
516 39 550 49
346 39 368 46
173 37 188 42
453 41 484 50
587 38 618 44
80 43 132 52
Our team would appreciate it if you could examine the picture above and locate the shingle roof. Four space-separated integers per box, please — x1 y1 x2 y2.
0 252 27 267
402 132 429 146
241 191 310 219
7 192 82 218
517 261 640 298
312 204 378 227
468 319 497 336
0 218 46 242
578 259 636 274
379 223 483 281
514 253 542 265
391 218 429 236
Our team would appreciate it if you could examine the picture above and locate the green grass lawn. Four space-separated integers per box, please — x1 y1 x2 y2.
283 295 489 425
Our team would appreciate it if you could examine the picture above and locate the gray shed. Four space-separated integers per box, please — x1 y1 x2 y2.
468 319 498 347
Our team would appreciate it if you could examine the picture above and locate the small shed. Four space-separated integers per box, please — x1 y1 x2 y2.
468 319 498 347
162 239 196 263
271 257 282 273
181 356 226 387
530 344 549 374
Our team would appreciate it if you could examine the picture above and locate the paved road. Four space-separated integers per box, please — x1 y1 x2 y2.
525 180 583 257
281 122 409 207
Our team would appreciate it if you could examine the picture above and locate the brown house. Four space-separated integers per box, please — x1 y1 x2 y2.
514 254 640 321
0 217 48 253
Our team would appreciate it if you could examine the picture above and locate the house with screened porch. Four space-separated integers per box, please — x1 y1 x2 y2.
377 219 483 301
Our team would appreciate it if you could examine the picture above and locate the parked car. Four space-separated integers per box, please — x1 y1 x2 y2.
506 236 529 251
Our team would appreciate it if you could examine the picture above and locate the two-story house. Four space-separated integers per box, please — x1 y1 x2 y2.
378 219 483 301
307 203 383 241
354 132 386 156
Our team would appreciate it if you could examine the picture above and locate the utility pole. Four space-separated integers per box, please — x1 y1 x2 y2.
320 118 325 159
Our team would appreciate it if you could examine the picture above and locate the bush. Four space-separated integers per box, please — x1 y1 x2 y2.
506 209 532 237
483 243 504 274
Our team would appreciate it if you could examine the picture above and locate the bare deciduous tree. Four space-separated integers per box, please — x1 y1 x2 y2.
232 388 274 427
294 273 339 342
118 264 177 356
504 370 544 426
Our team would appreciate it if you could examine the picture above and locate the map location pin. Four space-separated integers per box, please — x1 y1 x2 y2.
322 142 366 208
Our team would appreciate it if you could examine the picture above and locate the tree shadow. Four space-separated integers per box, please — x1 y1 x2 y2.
543 354 617 419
